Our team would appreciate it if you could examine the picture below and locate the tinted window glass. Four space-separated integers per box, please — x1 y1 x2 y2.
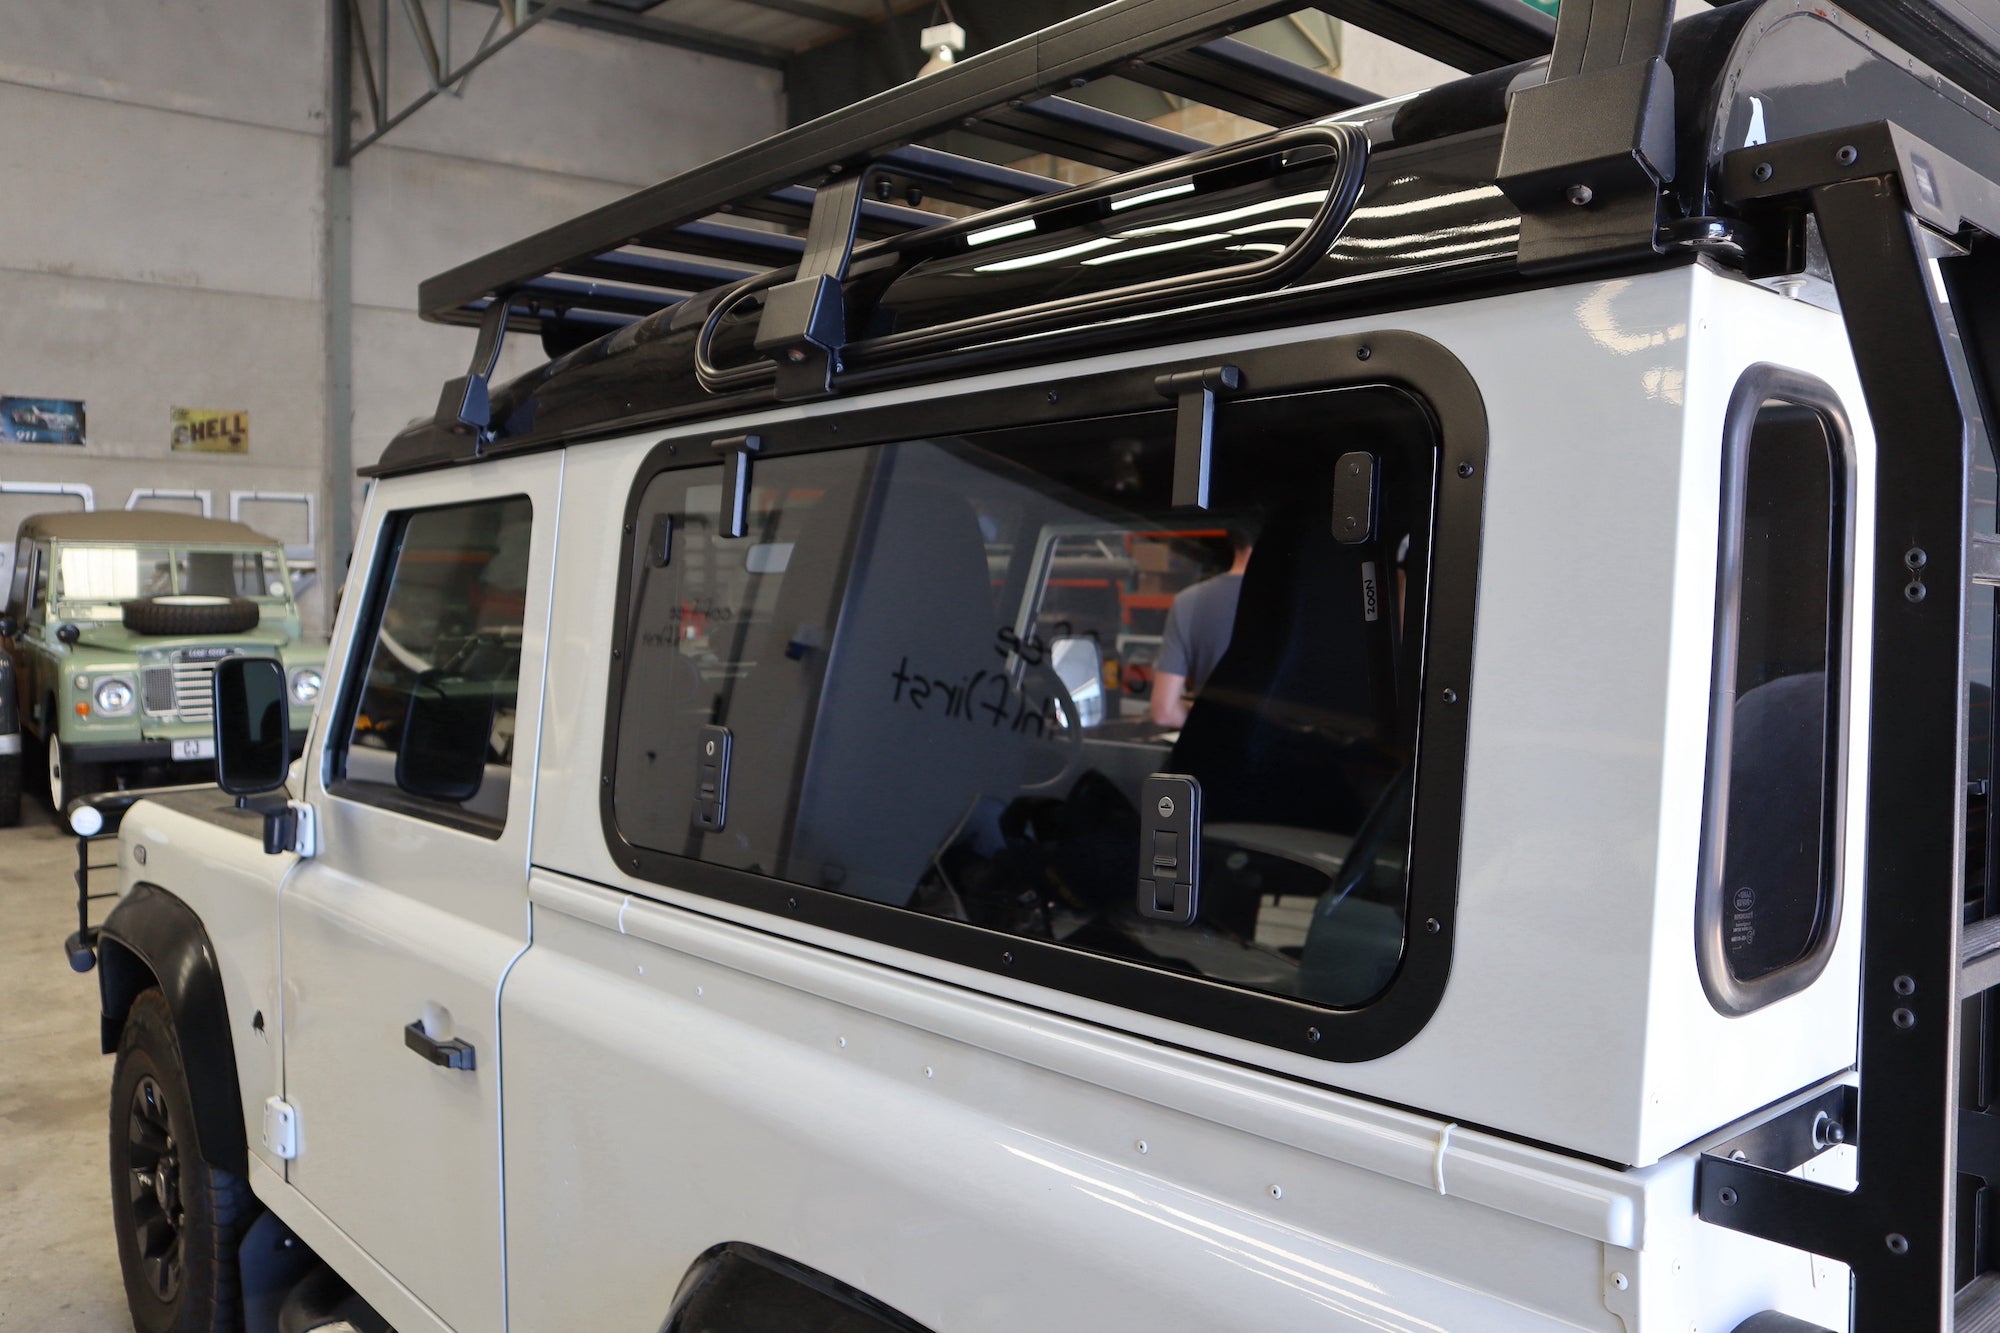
333 497 532 837
1704 399 1847 998
613 388 1437 1009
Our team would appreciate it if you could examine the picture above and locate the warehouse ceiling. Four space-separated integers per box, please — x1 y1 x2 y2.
338 0 1374 161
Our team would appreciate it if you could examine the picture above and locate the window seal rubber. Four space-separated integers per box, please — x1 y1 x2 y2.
1696 363 1857 1017
597 330 1489 1064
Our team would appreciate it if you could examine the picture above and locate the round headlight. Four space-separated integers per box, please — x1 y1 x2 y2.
94 678 134 715
290 668 323 704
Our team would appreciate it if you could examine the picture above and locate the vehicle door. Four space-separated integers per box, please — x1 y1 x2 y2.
18 541 49 734
0 539 28 731
281 453 560 1332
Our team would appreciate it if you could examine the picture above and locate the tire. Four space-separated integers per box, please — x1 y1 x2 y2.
110 988 254 1333
0 750 20 827
121 596 260 637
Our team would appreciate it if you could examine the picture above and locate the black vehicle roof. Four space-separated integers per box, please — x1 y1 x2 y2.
373 0 2000 479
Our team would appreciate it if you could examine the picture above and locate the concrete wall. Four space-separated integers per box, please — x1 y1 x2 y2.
0 0 783 630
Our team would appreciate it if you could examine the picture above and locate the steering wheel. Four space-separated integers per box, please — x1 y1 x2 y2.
1018 658 1088 795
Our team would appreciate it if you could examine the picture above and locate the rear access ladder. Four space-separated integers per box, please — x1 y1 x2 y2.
1692 122 2000 1332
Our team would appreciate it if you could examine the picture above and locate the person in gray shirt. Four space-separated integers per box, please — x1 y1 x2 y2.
1150 522 1256 729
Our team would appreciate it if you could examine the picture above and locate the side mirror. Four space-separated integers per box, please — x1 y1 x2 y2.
1050 635 1105 728
213 657 291 796
396 671 495 803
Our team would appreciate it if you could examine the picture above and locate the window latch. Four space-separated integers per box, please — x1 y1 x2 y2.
713 435 762 538
694 724 732 832
1154 366 1242 510
1137 773 1201 924
1330 450 1378 545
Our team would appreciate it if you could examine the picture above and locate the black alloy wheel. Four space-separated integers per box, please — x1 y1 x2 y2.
109 988 253 1332
125 1072 188 1305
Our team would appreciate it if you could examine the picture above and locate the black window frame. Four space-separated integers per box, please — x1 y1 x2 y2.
599 331 1487 1062
1696 364 1857 1016
325 494 535 841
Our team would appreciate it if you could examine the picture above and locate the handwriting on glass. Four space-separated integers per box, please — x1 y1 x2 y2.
890 656 1058 736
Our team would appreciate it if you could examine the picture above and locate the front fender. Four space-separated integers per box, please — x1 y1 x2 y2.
97 882 248 1176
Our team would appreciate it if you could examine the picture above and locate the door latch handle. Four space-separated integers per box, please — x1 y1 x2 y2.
404 1021 476 1071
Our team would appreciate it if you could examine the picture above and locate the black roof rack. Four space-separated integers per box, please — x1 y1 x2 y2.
418 0 1554 345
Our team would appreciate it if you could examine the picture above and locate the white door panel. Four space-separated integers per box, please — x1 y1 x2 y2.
282 452 561 1333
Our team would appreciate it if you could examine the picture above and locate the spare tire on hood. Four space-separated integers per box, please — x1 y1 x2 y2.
121 595 260 636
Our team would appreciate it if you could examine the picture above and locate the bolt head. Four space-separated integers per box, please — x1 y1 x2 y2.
1753 162 1774 182
1837 145 1859 166
1566 184 1595 206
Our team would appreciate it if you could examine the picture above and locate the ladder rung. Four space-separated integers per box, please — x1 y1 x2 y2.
639 218 806 267
875 144 1064 207
1959 1272 2000 1333
974 95 1209 172
558 250 760 293
729 185 947 238
1130 36 1378 126
1963 916 2000 998
505 276 680 320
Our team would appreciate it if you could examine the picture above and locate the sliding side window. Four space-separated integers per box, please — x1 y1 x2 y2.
608 382 1467 1050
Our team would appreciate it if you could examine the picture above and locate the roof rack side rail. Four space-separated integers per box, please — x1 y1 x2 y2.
696 121 1370 399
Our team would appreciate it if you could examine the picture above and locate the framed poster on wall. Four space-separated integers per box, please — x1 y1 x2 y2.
1 396 85 445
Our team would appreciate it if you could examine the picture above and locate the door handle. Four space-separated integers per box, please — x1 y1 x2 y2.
404 1020 476 1071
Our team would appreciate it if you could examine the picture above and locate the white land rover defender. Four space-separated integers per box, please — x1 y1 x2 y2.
59 0 2000 1329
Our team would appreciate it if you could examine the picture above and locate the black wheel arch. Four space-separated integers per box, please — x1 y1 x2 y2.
97 882 249 1177
663 1242 935 1332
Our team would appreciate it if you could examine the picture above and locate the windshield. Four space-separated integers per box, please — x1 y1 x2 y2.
55 544 292 604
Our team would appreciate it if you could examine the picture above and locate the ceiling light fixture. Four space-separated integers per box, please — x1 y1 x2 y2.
917 19 965 77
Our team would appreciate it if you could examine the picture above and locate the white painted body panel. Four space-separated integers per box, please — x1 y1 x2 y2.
526 263 1872 1170
119 261 1872 1331
117 797 296 1179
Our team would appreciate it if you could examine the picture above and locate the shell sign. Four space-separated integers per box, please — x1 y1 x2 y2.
171 408 249 454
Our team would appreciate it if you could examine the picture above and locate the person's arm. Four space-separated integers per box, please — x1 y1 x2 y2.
1152 594 1194 728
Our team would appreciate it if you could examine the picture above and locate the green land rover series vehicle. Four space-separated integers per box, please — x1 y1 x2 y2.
0 511 325 813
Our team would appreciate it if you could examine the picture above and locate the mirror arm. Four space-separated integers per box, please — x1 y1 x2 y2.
234 792 314 857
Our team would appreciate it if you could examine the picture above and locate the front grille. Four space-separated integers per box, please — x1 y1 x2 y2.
143 654 219 723
142 668 173 714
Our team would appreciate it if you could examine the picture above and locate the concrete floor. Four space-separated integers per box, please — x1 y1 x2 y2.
0 797 132 1331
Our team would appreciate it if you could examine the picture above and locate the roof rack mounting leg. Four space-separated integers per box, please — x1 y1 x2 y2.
755 173 866 401
1496 0 1676 272
435 297 512 442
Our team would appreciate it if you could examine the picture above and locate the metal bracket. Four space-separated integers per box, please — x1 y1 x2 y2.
1720 121 2000 244
1154 365 1242 509
434 298 512 440
755 173 866 401
1495 0 1676 272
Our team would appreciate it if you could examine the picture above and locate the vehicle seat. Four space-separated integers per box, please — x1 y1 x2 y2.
782 449 1035 906
1169 499 1399 839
